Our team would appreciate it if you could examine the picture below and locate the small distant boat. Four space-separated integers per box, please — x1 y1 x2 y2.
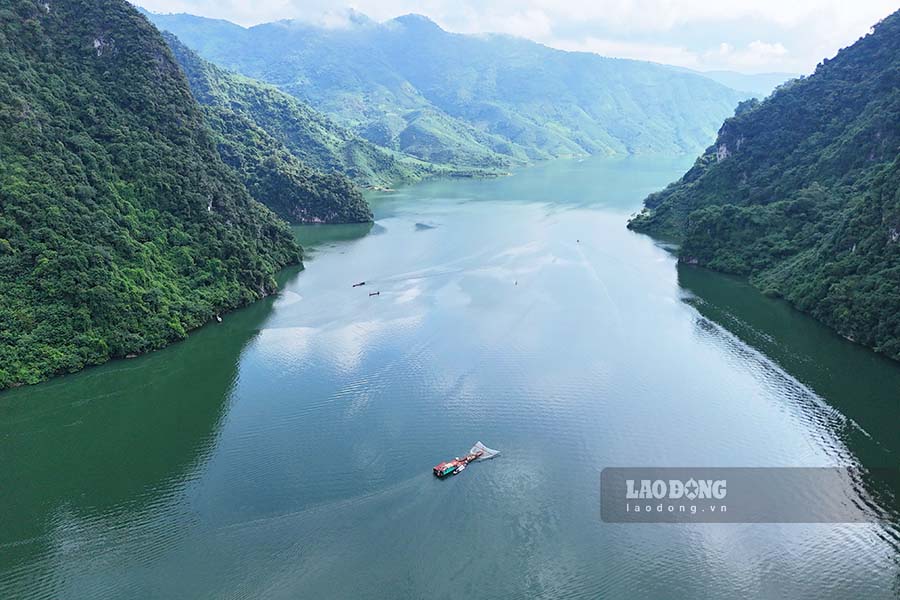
352 281 366 287
369 291 380 297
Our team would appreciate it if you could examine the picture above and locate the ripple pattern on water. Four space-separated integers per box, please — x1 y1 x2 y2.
2 156 899 599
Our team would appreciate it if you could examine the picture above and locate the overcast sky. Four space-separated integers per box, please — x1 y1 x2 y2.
135 0 900 74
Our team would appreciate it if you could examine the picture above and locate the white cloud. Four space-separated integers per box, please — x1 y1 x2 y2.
477 9 554 39
134 0 900 73
553 38 792 72
553 38 702 69
710 40 789 70
527 0 896 33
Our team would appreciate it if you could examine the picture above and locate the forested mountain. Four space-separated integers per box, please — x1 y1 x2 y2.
688 70 799 98
162 32 372 223
629 11 900 361
162 32 448 191
0 0 302 388
145 11 748 168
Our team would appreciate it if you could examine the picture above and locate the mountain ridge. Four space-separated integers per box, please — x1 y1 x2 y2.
144 10 749 168
0 0 303 388
629 10 900 361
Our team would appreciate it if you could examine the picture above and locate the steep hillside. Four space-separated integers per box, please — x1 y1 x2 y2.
161 32 444 190
162 32 372 223
629 11 900 360
145 11 748 167
0 0 301 388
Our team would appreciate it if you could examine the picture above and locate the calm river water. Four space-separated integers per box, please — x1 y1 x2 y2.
2 156 898 599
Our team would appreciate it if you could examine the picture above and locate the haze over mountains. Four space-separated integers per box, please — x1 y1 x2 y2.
163 31 487 191
677 70 799 97
145 10 751 169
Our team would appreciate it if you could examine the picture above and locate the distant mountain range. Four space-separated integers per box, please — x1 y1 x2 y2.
630 9 900 362
144 11 750 169
679 70 800 98
163 32 487 191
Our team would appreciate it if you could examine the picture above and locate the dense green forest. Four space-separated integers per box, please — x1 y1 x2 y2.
629 11 900 360
163 32 372 224
0 0 301 388
145 11 748 168
162 32 452 191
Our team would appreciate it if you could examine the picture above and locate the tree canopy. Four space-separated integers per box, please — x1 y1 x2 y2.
629 11 900 360
0 0 300 388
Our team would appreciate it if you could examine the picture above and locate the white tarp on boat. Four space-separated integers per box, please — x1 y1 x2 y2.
470 441 500 460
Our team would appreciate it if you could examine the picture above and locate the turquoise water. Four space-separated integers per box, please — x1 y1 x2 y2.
2 156 898 599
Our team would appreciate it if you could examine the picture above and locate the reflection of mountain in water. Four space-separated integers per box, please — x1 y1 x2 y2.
294 222 375 250
679 264 900 532
0 274 297 582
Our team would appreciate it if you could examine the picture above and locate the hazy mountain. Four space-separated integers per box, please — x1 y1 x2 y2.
162 31 455 191
629 10 900 361
162 31 374 223
0 0 303 388
692 70 801 98
145 11 749 168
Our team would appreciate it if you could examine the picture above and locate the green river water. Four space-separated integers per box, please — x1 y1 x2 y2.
2 156 898 599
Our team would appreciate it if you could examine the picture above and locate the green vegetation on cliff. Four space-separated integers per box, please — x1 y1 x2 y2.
162 32 372 224
0 0 301 388
629 11 900 360
161 30 494 192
